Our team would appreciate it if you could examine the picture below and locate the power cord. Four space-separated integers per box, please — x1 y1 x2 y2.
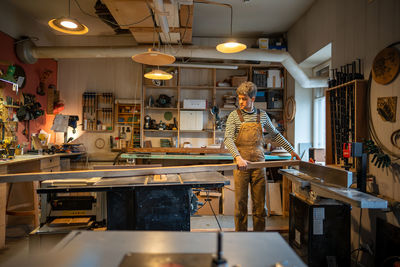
198 189 222 231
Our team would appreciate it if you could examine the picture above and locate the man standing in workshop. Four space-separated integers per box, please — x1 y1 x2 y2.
224 81 300 231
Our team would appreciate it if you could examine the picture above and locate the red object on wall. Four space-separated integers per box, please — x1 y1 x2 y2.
0 31 58 146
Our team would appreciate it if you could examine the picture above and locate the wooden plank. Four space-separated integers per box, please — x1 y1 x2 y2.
125 147 230 154
268 183 282 215
0 161 300 183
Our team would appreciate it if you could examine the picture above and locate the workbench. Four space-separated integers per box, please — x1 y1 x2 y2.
13 231 307 267
0 152 87 249
38 172 229 231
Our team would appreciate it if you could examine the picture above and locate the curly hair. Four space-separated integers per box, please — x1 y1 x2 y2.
236 81 257 98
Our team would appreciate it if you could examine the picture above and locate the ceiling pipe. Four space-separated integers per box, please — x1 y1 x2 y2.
16 41 327 88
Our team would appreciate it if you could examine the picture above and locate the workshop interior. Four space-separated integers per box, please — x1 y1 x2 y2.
0 0 399 266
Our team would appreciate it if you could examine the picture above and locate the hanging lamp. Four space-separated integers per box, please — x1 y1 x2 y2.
48 0 88 35
144 69 173 80
132 48 175 66
216 6 246 53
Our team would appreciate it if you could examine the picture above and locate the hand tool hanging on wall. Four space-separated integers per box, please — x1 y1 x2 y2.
328 58 366 165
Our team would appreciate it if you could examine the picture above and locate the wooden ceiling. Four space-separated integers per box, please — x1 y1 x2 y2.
102 0 193 44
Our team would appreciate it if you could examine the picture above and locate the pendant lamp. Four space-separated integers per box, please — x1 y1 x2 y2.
144 69 173 80
216 6 246 53
132 48 175 66
48 0 88 35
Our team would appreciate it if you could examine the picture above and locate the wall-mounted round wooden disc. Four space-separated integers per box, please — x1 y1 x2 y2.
372 47 400 85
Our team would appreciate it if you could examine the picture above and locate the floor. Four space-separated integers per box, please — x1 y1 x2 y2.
0 215 289 265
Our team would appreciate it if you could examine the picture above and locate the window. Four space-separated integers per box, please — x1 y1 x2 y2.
312 62 329 148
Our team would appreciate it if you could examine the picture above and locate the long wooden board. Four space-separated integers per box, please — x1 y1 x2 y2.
125 147 230 154
0 161 300 183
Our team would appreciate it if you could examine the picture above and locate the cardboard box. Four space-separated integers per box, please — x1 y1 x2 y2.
231 76 248 87
309 148 326 162
180 111 203 130
183 99 207 109
196 195 220 215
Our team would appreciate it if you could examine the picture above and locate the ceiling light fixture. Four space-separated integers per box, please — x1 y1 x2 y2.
216 4 246 53
144 69 173 80
132 48 176 66
48 0 88 35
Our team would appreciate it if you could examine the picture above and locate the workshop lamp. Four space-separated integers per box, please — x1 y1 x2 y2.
144 69 173 80
216 6 246 53
132 48 176 66
48 0 88 35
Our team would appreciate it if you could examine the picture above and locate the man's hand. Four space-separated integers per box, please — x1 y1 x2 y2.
235 155 249 171
290 151 301 160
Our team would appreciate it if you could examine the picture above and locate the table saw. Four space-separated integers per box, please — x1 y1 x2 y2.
38 171 229 231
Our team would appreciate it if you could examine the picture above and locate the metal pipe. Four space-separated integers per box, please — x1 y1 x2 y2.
17 41 328 88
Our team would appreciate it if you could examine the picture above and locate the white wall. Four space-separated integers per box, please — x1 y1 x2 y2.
287 0 400 265
293 81 313 154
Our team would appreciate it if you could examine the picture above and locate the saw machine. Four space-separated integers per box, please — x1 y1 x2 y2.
279 162 387 267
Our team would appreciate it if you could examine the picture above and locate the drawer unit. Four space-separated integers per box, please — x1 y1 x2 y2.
40 157 60 170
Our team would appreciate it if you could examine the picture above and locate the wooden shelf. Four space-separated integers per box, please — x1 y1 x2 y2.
142 64 287 148
180 130 213 133
116 122 140 125
144 86 178 89
180 108 207 111
144 130 178 132
216 86 236 90
180 85 213 89
145 107 178 110
116 102 142 148
258 87 284 90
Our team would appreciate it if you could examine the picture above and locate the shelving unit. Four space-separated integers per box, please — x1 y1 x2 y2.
325 80 368 166
82 92 114 132
141 64 287 148
115 101 141 148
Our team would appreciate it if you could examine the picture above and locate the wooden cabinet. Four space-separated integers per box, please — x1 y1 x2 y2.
82 92 114 132
115 101 141 148
142 64 287 148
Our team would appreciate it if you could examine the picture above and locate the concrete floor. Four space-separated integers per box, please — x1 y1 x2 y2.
0 215 289 265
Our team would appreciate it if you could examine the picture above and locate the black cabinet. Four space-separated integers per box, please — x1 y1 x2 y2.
289 194 350 267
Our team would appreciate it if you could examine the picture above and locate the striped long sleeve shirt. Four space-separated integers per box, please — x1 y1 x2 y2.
224 108 294 159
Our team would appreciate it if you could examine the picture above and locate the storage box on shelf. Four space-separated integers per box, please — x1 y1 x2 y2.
115 100 141 148
82 92 114 132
